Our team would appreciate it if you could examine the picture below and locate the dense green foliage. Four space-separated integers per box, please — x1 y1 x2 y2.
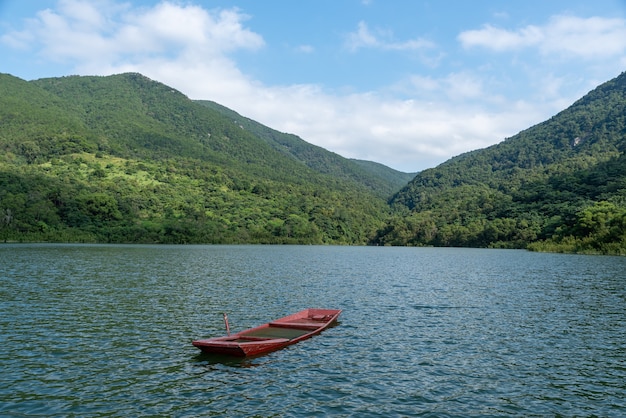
373 71 626 255
1 73 399 244
3 70 626 253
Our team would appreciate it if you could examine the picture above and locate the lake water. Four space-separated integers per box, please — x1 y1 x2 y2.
1 244 625 417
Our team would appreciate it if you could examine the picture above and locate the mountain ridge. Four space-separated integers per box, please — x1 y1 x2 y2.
1 72 403 244
195 99 416 197
2 70 625 253
374 71 626 254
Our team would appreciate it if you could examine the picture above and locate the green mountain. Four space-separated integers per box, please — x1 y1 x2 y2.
349 159 417 193
3 70 626 253
374 71 626 254
195 100 414 197
0 72 407 244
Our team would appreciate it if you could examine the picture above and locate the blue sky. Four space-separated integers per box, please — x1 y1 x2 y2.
2 0 626 172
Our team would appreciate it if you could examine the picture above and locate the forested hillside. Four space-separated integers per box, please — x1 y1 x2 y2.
196 100 416 197
0 73 405 244
3 70 626 253
374 71 626 255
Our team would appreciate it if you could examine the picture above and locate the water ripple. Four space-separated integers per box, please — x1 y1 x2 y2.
1 245 625 416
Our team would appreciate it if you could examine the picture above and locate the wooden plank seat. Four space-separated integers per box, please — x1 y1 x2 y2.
237 336 288 341
216 337 290 346
269 321 324 330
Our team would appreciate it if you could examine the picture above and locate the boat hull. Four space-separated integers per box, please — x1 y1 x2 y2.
192 308 341 357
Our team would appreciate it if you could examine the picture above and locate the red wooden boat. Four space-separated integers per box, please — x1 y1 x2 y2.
192 308 342 357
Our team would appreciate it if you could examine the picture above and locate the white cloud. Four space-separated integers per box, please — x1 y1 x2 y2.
3 0 264 66
541 16 626 58
459 15 626 59
458 24 543 51
345 21 435 52
295 44 314 53
345 21 378 51
2 1 624 172
219 85 544 171
56 0 109 31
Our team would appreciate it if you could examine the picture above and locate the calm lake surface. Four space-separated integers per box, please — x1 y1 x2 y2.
1 244 625 417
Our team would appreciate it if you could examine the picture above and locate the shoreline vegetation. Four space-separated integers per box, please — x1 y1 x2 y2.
2 72 625 255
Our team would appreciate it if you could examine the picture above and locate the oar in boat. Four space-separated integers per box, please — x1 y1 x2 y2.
223 312 231 336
